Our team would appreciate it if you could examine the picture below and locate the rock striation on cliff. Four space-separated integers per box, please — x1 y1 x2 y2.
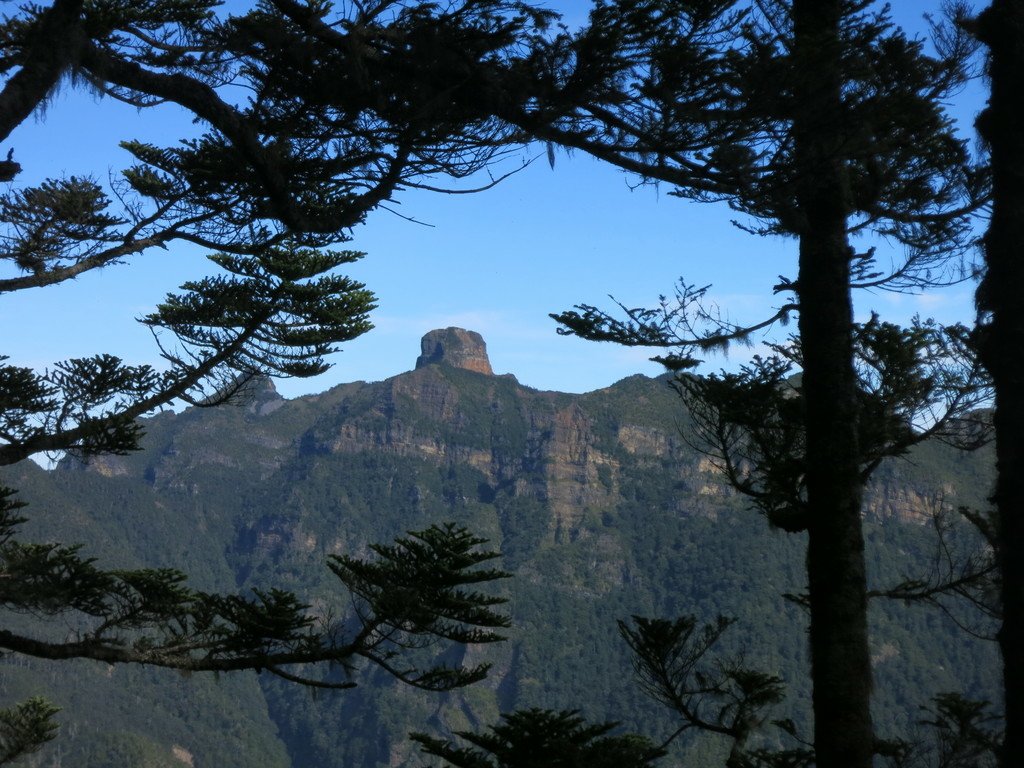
3 328 997 768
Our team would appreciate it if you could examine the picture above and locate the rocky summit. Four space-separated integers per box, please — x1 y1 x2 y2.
415 327 494 375
0 331 998 768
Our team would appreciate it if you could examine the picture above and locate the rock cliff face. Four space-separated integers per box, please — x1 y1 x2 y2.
415 327 494 375
4 328 996 768
73 329 989 533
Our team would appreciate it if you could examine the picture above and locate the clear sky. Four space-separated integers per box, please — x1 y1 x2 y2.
1 1 984 399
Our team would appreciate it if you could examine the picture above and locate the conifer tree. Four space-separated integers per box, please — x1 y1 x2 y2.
506 2 987 765
413 709 662 768
973 1 1024 763
0 0 551 758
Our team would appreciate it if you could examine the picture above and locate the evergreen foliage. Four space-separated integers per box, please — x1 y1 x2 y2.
0 0 552 459
972 2 1024 762
413 708 662 768
0 0 558 759
917 693 1001 768
0 364 999 765
619 615 789 754
1 475 511 681
0 696 59 765
0 2 1008 765
672 317 987 534
510 3 992 765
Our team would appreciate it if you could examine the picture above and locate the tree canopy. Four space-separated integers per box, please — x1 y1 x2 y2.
972 2 1024 763
1 0 559 454
1 1 1012 766
506 2 990 766
0 0 560 761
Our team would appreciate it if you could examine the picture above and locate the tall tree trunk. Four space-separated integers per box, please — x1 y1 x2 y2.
975 3 1024 764
791 2 874 766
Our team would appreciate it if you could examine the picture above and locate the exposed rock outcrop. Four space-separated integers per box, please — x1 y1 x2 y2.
242 375 285 416
11 327 996 768
415 328 493 375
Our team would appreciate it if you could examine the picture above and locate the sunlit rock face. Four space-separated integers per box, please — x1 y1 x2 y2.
14 326 996 768
415 327 494 375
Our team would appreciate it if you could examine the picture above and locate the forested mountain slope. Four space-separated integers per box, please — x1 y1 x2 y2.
0 329 999 767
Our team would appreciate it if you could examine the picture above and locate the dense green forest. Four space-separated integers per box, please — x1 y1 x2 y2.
1 339 999 766
2 1 1017 766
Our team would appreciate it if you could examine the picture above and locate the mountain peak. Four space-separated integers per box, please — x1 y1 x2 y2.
415 328 493 375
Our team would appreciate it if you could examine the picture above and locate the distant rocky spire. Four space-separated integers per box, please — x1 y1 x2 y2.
415 328 493 375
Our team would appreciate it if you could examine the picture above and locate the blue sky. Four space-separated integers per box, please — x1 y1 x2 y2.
1 1 984 399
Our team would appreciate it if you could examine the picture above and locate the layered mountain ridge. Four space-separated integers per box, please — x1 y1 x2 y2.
0 329 998 768
80 327 968 528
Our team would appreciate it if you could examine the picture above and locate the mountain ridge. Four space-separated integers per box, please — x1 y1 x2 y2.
0 328 999 767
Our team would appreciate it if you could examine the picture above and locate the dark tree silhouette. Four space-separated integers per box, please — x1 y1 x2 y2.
0 0 557 454
973 2 1024 764
506 3 987 765
0 0 554 759
413 707 662 768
